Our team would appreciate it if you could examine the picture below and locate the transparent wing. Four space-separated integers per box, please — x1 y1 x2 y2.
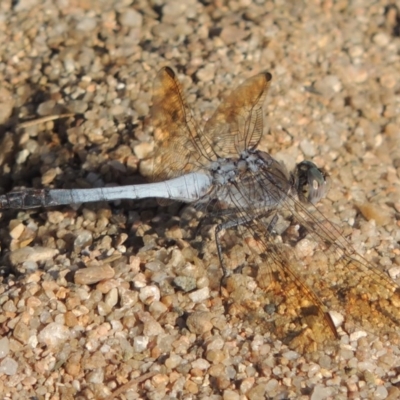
201 72 272 159
151 67 207 181
209 164 400 352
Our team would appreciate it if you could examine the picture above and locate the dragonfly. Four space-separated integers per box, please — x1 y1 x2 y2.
1 67 399 352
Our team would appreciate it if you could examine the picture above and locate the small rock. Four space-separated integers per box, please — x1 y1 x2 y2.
329 310 344 327
0 87 14 124
380 73 397 89
38 323 70 349
356 203 391 225
16 149 29 164
373 32 390 47
47 211 64 224
119 8 143 28
310 384 332 400
0 337 10 358
77 16 97 31
74 230 93 251
196 64 216 82
110 104 126 116
299 139 316 157
314 75 342 98
13 321 30 344
165 354 182 369
187 311 213 334
133 336 148 352
139 285 160 305
74 265 115 285
374 385 388 399
0 357 18 375
3 300 17 312
41 168 58 185
143 318 163 336
9 246 58 265
104 287 118 308
223 389 240 400
9 221 25 240
174 276 197 292
191 358 210 370
220 25 248 45
188 287 209 303
134 141 154 159
87 369 104 384
133 98 149 117
282 350 299 361
247 383 268 400
37 100 56 116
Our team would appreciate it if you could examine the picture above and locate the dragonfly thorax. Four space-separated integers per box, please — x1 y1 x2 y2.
208 150 292 210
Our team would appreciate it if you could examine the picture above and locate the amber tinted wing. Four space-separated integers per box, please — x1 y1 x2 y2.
212 165 400 352
288 199 400 342
151 67 207 181
216 210 338 353
201 72 272 159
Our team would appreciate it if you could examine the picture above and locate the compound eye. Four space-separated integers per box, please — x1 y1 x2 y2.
295 161 330 204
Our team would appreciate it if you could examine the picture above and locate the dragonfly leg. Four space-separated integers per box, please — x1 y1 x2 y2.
215 211 278 288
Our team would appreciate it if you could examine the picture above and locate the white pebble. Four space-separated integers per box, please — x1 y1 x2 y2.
0 357 18 375
38 323 70 349
139 285 160 304
349 330 367 342
133 336 148 352
188 287 209 303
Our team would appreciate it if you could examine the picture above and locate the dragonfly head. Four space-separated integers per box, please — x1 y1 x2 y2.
294 161 330 205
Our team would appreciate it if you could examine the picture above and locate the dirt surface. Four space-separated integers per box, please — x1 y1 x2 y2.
0 0 400 399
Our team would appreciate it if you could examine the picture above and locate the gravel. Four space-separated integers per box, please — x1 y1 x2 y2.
0 0 400 399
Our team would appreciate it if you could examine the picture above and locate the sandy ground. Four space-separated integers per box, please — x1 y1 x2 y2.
0 0 400 399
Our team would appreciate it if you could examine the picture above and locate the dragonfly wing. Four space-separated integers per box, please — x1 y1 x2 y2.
202 71 272 158
212 211 338 353
151 67 207 181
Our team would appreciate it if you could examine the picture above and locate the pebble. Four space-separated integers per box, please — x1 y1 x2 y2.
197 64 216 82
310 384 332 400
133 336 149 353
374 386 389 399
76 17 97 32
165 354 182 369
247 383 267 400
118 8 143 28
74 230 93 251
74 265 115 285
173 276 197 292
191 358 210 370
38 323 70 349
186 311 213 334
314 75 342 98
0 87 14 124
9 221 25 240
13 320 30 344
37 100 56 116
373 32 390 46
188 287 209 303
0 357 18 376
139 285 160 304
220 25 248 45
223 390 240 400
134 141 154 159
0 337 10 358
349 331 367 342
9 247 59 265
104 287 118 308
